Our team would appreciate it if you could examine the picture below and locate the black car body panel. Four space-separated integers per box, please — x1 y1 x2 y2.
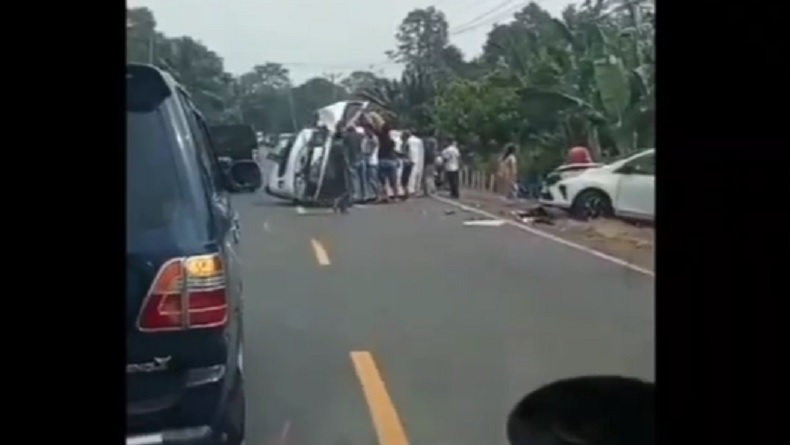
126 63 244 444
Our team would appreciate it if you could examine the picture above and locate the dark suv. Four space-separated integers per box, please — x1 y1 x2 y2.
126 64 245 445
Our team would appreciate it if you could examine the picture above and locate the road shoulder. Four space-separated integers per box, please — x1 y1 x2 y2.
435 190 655 274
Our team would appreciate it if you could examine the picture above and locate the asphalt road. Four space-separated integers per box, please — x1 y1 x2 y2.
236 184 654 445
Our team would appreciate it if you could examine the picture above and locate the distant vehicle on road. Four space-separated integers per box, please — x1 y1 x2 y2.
265 100 369 203
127 63 246 445
210 124 262 192
211 124 257 160
539 148 655 221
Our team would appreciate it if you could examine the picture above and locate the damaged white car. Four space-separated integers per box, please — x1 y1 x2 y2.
539 149 654 222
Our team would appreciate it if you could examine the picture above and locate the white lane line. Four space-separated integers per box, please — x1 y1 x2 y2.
263 221 270 232
295 206 306 215
432 195 654 278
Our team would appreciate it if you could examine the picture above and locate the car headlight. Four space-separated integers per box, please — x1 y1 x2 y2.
545 172 562 186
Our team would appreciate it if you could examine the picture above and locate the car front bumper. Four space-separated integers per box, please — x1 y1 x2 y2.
538 185 571 209
126 426 216 445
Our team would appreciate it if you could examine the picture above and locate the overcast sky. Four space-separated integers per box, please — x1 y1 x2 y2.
128 0 574 83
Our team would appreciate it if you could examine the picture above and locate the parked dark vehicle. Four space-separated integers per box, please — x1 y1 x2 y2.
126 63 246 445
210 124 257 161
210 124 262 192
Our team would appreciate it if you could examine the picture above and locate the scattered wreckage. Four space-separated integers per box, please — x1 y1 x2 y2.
494 149 656 228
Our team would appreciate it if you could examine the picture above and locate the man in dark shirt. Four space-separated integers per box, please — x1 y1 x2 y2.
374 123 398 203
421 135 438 196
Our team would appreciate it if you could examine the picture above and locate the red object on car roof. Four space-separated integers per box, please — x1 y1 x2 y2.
568 146 593 164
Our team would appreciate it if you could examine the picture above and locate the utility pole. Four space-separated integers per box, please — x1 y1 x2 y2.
127 20 155 65
148 34 155 64
286 84 298 132
324 72 342 101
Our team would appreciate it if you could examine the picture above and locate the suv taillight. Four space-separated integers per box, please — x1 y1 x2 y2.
137 254 229 332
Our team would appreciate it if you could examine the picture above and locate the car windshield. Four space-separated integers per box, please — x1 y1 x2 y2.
604 149 654 166
126 104 184 247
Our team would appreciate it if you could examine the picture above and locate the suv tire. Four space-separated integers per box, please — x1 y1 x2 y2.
571 189 613 220
220 368 245 445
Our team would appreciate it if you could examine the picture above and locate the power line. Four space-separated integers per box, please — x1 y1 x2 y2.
274 60 399 70
449 0 522 35
451 0 533 36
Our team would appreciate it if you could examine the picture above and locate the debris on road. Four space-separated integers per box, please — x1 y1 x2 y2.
450 189 655 270
444 209 457 215
463 219 506 227
511 206 556 225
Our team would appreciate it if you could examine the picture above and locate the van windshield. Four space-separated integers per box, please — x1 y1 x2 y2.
276 134 297 176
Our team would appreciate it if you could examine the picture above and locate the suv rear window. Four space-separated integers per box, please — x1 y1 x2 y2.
126 107 186 247
127 67 212 252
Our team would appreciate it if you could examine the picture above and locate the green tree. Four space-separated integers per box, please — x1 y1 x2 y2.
341 71 383 95
431 0 655 173
387 7 450 74
126 7 160 64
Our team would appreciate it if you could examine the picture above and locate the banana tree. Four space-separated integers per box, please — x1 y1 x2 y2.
355 69 436 131
514 3 654 157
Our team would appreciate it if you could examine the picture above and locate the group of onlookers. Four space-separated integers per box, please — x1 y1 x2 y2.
329 111 549 210
334 113 465 206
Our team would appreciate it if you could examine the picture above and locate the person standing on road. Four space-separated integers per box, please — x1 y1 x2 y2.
361 127 379 202
360 111 397 203
325 124 353 212
498 143 519 199
398 131 422 200
421 136 438 196
343 126 366 203
373 122 399 203
441 138 461 199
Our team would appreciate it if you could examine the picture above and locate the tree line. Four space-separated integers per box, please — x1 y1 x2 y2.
127 0 654 178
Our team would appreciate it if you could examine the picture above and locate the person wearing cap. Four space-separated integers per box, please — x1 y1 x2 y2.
567 146 593 164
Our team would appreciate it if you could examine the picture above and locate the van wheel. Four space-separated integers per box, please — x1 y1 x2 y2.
571 189 613 220
220 369 245 445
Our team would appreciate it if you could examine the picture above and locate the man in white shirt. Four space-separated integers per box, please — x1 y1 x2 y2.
441 138 461 199
361 128 379 202
398 131 423 199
